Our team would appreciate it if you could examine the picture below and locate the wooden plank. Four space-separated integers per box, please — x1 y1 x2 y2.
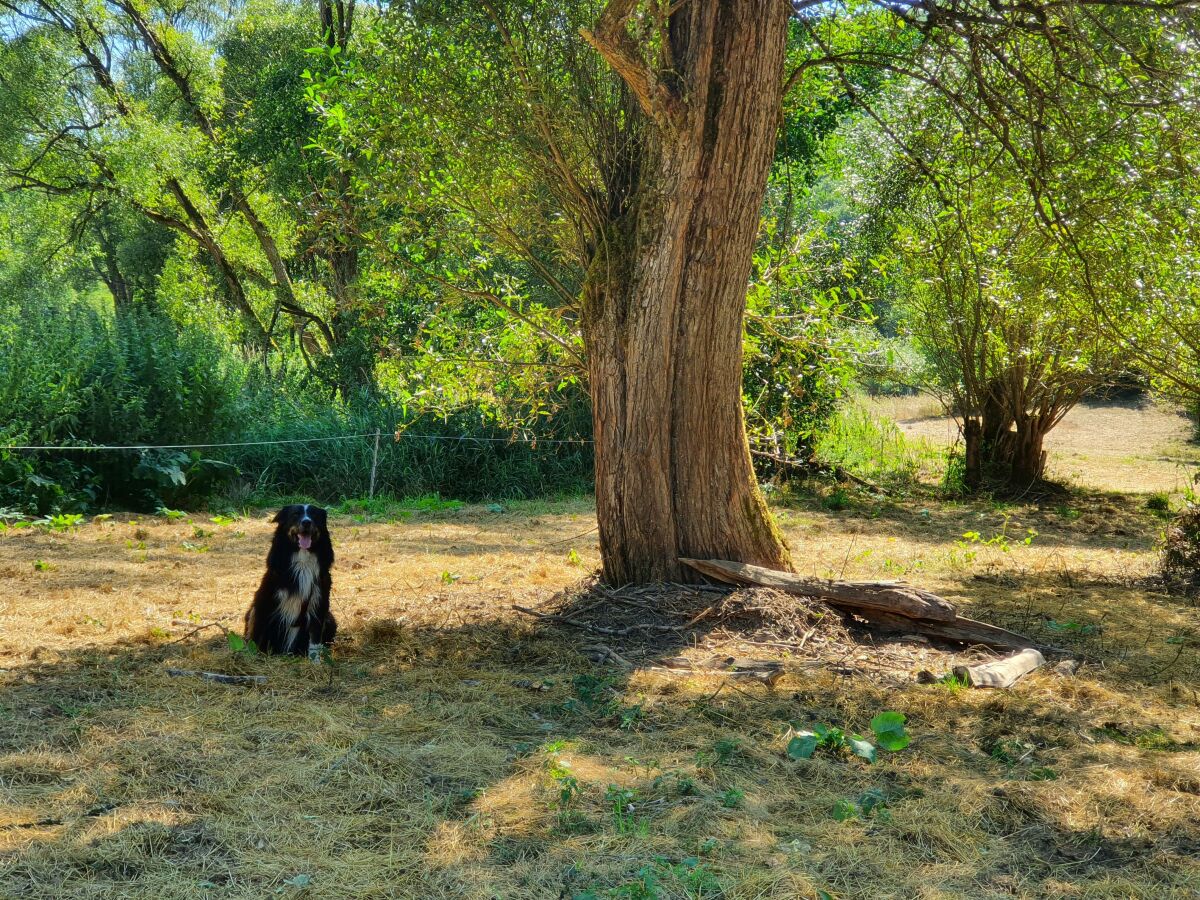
680 558 958 622
953 648 1046 688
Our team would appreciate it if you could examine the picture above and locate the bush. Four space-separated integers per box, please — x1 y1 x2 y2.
1160 505 1200 594
1 294 594 513
0 299 248 511
812 401 943 489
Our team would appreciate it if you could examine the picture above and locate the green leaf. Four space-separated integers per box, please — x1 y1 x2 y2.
787 733 818 760
848 735 877 763
870 711 911 751
831 798 859 821
858 788 887 814
227 632 246 652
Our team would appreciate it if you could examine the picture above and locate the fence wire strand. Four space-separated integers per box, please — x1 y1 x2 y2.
0 432 595 452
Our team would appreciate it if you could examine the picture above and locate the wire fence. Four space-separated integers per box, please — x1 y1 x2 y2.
0 430 596 500
0 432 596 452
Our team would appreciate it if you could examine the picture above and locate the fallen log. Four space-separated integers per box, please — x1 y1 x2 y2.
680 558 958 622
837 607 1038 651
680 558 1041 651
952 648 1046 688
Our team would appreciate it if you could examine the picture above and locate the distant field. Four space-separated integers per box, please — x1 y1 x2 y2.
2 487 1197 898
867 396 1199 494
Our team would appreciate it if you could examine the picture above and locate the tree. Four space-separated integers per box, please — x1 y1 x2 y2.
0 0 379 395
315 0 1197 582
326 0 796 583
894 162 1123 488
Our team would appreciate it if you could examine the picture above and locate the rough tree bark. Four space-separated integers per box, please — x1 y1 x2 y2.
963 417 983 490
581 0 793 584
1010 413 1050 485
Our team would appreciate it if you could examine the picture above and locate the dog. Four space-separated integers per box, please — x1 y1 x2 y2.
244 504 337 661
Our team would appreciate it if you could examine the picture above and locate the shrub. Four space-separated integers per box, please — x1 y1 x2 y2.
1160 505 1200 594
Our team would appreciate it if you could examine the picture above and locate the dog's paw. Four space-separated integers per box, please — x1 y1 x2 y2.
307 643 324 663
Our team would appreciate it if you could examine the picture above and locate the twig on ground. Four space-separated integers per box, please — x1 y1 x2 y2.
166 622 231 645
316 740 369 786
166 668 266 685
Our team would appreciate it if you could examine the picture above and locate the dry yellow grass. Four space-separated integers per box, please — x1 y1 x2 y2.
871 396 1200 494
1 485 1198 898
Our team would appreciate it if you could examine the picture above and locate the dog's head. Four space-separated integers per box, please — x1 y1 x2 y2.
272 504 328 551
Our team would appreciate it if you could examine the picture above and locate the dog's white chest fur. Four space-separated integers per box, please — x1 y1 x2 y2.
275 550 321 648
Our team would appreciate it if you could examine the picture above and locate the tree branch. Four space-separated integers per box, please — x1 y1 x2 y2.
580 0 683 129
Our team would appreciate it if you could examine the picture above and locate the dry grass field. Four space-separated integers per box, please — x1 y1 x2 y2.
869 395 1200 494
2 408 1199 899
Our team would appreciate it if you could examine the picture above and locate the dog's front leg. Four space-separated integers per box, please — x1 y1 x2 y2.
305 613 327 663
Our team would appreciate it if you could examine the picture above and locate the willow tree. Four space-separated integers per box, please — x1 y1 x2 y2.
341 0 799 581
331 0 1195 583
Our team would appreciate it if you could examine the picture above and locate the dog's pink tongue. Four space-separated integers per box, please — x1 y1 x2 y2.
298 534 312 550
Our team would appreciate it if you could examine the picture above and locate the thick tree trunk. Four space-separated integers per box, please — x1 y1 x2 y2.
1010 414 1049 485
583 0 792 585
93 219 132 311
963 417 983 490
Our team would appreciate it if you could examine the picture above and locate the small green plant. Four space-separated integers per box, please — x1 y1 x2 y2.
988 739 1032 766
1027 766 1059 781
192 526 212 538
546 758 581 812
869 711 912 751
38 513 84 532
227 632 259 656
210 515 239 526
787 711 911 764
618 704 646 731
566 548 582 566
787 723 876 763
567 674 618 715
32 559 53 571
156 507 188 521
712 739 740 764
180 541 210 552
822 487 853 511
719 787 744 808
439 570 461 584
955 516 1038 561
935 672 971 693
831 788 890 822
605 785 641 834
1145 492 1172 518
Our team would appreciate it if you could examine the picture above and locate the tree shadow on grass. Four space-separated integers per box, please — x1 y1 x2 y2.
778 484 1164 554
1 605 1197 899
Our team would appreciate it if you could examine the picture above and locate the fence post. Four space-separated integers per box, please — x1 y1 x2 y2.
369 429 381 499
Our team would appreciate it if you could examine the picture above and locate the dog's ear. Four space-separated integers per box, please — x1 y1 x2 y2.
272 506 291 524
312 506 328 525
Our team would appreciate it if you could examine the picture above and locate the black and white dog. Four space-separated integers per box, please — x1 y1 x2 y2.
244 504 337 660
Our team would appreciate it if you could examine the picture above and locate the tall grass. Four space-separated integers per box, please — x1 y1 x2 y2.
221 399 593 506
1 294 593 514
813 400 944 488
